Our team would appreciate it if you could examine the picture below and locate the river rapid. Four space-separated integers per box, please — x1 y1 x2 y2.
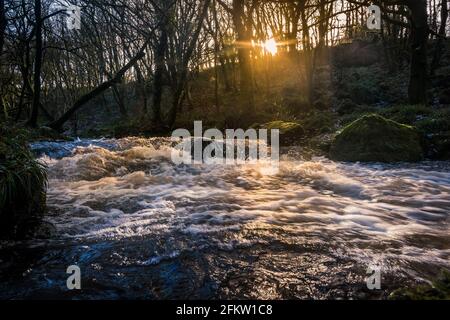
0 137 449 299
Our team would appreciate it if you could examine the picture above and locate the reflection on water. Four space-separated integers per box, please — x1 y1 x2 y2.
0 137 449 299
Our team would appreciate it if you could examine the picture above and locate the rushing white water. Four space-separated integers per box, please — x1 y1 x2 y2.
1 137 449 299
41 138 450 265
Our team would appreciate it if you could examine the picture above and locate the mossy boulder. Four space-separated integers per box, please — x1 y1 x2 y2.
257 120 304 145
389 270 450 300
329 114 424 162
0 125 47 239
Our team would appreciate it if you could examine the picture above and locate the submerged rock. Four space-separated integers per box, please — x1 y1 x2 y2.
329 114 424 162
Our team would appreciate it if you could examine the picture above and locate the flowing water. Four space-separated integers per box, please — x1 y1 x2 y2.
1 137 449 299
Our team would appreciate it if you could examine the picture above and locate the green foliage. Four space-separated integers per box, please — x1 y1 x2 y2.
338 68 380 105
0 125 47 238
299 110 336 135
345 82 378 105
336 98 360 115
376 105 450 160
389 270 450 300
414 108 450 133
330 114 424 162
281 87 310 116
380 104 432 126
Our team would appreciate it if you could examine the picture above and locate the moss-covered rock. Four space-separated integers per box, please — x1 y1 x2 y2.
389 270 450 300
329 114 424 162
0 125 47 239
257 120 304 145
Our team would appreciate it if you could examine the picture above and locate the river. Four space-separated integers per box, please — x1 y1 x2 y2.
0 137 449 299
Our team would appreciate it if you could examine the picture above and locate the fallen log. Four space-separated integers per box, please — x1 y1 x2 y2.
47 49 146 131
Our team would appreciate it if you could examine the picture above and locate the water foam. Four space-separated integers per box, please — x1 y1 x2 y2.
36 138 450 270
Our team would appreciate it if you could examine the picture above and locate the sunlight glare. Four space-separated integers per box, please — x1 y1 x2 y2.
263 39 277 55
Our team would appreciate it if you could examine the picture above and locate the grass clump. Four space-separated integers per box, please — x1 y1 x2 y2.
0 125 47 238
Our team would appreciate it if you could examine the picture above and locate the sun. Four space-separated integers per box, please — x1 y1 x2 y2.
263 39 277 55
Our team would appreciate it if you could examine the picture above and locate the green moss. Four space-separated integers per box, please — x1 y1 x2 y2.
0 125 47 238
389 270 450 300
330 114 423 162
258 120 305 146
262 120 302 133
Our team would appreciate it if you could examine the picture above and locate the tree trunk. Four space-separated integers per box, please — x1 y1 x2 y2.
0 0 5 56
407 0 429 104
232 0 254 113
0 0 4 116
167 0 211 128
430 0 448 75
300 1 313 105
112 84 127 117
152 2 170 124
27 0 42 127
136 65 148 114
